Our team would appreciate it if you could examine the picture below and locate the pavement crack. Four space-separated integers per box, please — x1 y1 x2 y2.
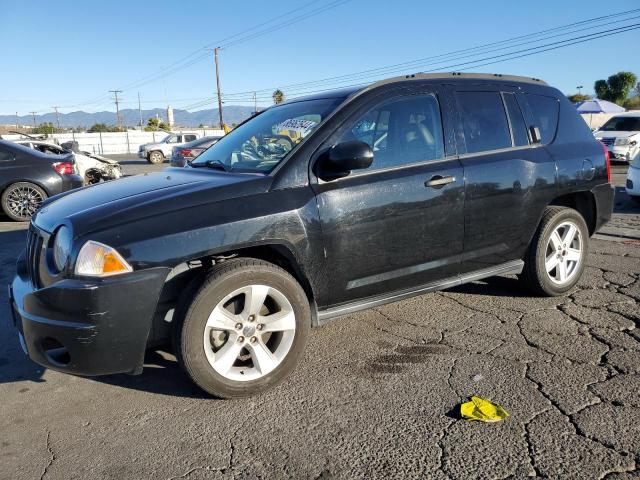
40 430 55 480
524 362 623 456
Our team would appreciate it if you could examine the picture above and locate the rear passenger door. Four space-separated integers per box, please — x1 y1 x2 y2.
451 86 556 274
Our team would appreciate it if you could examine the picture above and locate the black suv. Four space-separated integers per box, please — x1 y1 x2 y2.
9 73 614 398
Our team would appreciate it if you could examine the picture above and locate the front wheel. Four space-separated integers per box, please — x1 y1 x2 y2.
175 259 310 398
519 206 589 296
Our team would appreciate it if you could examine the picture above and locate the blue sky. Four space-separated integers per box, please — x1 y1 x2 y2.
0 0 638 115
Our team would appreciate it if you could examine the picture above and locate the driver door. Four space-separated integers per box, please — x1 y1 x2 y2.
312 87 465 307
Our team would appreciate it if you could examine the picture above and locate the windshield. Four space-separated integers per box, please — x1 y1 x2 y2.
191 97 344 173
599 116 640 132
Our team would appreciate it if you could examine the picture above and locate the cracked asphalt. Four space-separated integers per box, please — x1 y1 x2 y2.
1 161 639 479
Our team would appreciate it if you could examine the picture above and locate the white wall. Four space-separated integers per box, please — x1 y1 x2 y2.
2 129 225 155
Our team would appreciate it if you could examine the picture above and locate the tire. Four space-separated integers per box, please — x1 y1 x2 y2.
175 258 311 398
519 206 589 296
1 182 48 222
147 151 164 164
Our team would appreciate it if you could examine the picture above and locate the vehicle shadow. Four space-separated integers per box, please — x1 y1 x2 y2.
94 349 213 399
613 185 638 214
0 224 47 385
447 275 528 298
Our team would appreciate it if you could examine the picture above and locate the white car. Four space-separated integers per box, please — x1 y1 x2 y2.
15 139 122 184
594 113 640 163
626 152 640 202
138 132 200 164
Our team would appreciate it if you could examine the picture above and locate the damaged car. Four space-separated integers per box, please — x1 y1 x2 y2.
12 136 122 184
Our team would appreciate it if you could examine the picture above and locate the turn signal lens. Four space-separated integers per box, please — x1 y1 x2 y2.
75 241 133 277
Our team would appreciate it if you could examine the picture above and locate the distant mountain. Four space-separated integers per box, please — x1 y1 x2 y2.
0 106 256 128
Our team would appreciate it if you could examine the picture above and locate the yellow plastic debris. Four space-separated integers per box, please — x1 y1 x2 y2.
460 395 509 422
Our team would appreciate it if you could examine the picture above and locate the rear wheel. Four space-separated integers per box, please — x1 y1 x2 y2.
1 182 47 222
148 151 164 164
175 259 310 398
519 206 589 296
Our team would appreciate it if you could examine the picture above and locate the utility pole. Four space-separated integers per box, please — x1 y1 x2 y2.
109 90 123 130
52 106 60 132
212 47 224 129
253 92 257 114
15 112 19 130
577 85 584 95
138 92 144 130
30 111 37 128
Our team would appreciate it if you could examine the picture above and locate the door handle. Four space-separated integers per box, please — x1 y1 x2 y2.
425 175 456 188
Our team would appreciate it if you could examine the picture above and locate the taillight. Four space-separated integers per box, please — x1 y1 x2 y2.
599 141 611 183
52 162 75 176
180 149 192 157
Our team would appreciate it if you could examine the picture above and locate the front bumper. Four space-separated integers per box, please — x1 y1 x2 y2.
9 257 169 376
137 150 146 159
627 165 640 197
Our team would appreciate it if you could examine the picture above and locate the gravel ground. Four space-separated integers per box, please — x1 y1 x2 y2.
0 160 638 479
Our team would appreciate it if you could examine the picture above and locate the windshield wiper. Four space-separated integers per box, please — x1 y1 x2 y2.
192 159 230 172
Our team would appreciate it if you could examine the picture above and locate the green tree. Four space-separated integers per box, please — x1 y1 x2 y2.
272 89 285 104
594 72 637 105
88 123 110 133
144 117 170 131
623 96 640 110
32 122 55 134
567 93 590 103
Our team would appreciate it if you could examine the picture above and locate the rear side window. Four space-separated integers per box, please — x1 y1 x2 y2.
502 93 529 147
526 94 559 144
455 91 512 154
184 134 197 142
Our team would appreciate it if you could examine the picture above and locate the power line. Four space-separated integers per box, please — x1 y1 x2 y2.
220 9 640 98
102 0 351 97
177 15 640 111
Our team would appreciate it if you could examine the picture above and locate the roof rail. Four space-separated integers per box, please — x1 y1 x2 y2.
372 72 549 87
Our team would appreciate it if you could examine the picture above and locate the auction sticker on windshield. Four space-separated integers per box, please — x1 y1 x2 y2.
276 118 318 138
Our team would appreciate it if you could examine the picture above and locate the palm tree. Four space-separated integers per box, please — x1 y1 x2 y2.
272 89 285 104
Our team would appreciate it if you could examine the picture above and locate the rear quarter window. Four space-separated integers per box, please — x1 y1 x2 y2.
526 94 559 144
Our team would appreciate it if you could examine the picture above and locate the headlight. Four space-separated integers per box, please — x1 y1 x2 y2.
75 241 133 277
53 226 72 272
614 137 629 146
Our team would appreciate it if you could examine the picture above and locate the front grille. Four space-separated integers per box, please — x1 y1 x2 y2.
25 226 44 288
600 137 615 146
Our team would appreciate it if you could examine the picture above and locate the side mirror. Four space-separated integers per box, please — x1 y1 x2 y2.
529 126 542 144
317 140 374 180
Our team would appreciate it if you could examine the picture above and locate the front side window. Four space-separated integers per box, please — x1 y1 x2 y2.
526 94 559 144
192 97 344 173
165 135 179 144
599 116 640 132
455 91 512 154
337 93 444 171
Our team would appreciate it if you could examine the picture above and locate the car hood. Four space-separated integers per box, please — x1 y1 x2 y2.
34 168 271 235
595 131 639 139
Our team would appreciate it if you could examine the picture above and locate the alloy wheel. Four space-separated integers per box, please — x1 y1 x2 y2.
203 284 296 382
544 221 583 285
5 185 44 220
